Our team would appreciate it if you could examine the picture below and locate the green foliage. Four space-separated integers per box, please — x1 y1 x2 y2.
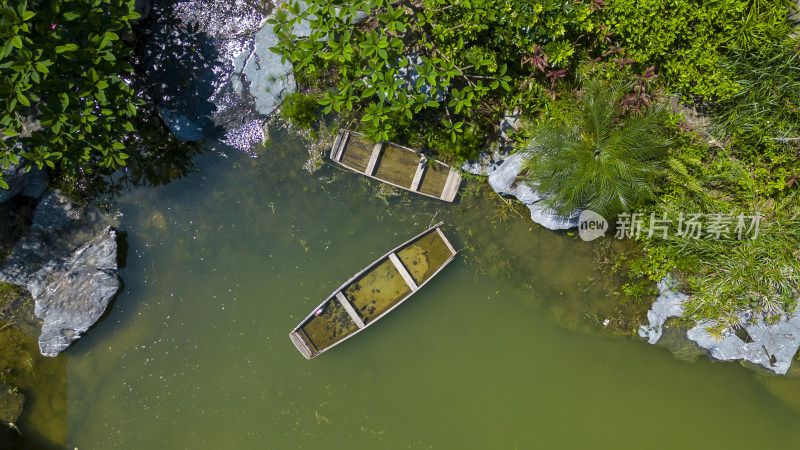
630 119 800 322
523 79 673 218
424 122 484 163
0 0 141 188
640 206 800 322
268 0 591 143
713 39 800 138
281 92 319 130
593 0 796 99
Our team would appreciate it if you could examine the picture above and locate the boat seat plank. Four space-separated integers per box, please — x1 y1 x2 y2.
364 142 384 176
290 329 317 359
388 252 419 291
435 226 458 255
409 157 427 192
330 130 349 161
335 291 366 329
439 169 461 201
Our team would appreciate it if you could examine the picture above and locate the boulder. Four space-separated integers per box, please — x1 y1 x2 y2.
30 189 82 235
487 151 579 230
0 161 49 203
0 190 84 286
687 308 800 375
0 383 24 424
0 161 28 203
20 165 48 199
239 23 297 115
638 277 688 344
29 226 120 357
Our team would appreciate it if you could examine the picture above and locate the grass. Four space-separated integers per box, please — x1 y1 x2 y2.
629 122 800 324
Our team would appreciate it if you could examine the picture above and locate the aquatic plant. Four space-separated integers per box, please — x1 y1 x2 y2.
281 92 320 130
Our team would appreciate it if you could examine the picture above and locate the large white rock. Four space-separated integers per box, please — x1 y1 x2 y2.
687 308 800 375
638 277 688 344
240 24 297 114
487 152 579 230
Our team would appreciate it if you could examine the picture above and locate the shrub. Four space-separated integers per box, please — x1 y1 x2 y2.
593 0 796 100
523 79 673 219
0 0 142 189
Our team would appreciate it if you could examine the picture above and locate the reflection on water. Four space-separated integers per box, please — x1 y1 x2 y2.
63 128 800 449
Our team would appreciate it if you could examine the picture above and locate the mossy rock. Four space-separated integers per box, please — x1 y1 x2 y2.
0 382 24 423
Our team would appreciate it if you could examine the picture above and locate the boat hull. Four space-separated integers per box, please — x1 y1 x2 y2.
289 222 457 359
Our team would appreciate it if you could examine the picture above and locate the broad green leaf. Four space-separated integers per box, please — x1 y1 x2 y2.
16 92 29 106
55 43 78 53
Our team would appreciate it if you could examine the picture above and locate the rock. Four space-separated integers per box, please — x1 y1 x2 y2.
20 166 48 199
0 160 49 203
159 108 205 142
655 325 707 362
0 161 28 203
0 190 83 286
0 189 116 288
487 151 579 230
0 383 24 423
241 23 297 115
638 277 688 344
687 307 800 375
29 226 120 357
0 238 48 287
30 190 82 235
463 112 522 176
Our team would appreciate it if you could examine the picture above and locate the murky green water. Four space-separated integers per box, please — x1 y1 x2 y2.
58 129 800 449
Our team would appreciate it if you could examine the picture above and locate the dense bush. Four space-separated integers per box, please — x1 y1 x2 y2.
269 0 593 146
593 0 796 99
0 0 141 189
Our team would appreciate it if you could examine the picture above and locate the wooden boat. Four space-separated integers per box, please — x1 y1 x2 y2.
289 222 457 359
330 130 462 202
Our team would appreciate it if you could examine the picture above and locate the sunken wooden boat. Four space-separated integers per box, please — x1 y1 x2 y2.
330 130 462 202
289 222 457 359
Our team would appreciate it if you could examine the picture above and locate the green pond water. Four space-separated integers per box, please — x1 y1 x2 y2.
22 128 799 448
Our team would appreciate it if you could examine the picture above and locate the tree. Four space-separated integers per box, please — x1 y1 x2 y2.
523 79 672 219
0 0 141 190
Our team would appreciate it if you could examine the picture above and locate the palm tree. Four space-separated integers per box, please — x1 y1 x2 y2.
523 79 673 220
